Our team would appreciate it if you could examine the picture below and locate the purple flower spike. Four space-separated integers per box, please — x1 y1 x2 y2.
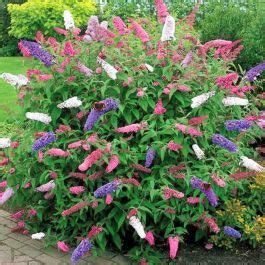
20 40 54 67
32 132 56 151
145 148 156 168
245 62 265 82
94 181 120 198
212 134 238 153
225 120 252 132
190 176 218 207
71 239 93 264
223 226 241 239
84 98 119 131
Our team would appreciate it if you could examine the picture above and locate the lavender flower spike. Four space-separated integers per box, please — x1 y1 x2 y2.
190 177 218 207
223 226 241 239
245 62 265 82
32 132 56 152
212 134 238 153
84 98 119 131
225 120 252 132
20 40 54 67
71 239 93 264
94 180 120 198
145 147 156 168
181 51 193 68
0 188 14 205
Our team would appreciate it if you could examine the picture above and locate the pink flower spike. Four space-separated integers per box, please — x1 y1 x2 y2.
49 171 58 179
105 194 113 205
68 141 83 149
63 41 77 57
116 122 147 133
24 182 31 189
211 174 226 187
56 124 72 133
82 144 90 151
57 241 70 253
129 19 150 43
36 181 55 193
54 27 68 36
87 133 98 143
187 197 200 204
167 141 183 151
10 141 19 148
38 74 53 81
0 157 9 167
88 226 103 238
78 149 103 171
168 236 179 259
106 155 119 173
177 85 191 92
205 243 213 250
204 217 220 233
46 148 70 157
0 180 7 188
145 231 155 246
113 16 130 35
17 221 25 228
28 209 37 217
163 187 184 199
154 99 166 115
69 186 85 195
11 210 24 219
188 116 208 126
137 88 145 97
37 151 44 163
127 209 138 219
187 127 203 137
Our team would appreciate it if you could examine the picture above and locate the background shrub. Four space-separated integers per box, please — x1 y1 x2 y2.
198 2 264 70
0 0 27 56
7 0 98 39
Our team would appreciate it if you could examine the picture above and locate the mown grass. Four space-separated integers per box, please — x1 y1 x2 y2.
0 57 33 122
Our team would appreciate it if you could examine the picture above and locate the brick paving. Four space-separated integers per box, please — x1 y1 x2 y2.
0 209 129 265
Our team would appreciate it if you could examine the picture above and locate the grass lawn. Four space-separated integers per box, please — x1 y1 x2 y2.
0 57 33 122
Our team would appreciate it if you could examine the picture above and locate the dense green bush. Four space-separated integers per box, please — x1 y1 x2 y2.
7 0 98 39
198 2 264 70
0 0 26 56
0 1 264 264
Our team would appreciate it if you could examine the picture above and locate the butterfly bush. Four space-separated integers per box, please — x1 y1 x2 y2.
0 3 264 263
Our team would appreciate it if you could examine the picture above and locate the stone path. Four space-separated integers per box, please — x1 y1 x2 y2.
0 209 129 265
1 209 264 265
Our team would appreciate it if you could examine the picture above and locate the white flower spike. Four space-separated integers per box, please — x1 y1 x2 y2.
144 63 154 72
63 10 75 30
57 97 82 109
97 57 118 80
31 232 45 240
129 216 146 239
192 144 205 160
161 15 175 42
0 73 28 88
26 112 52 124
0 138 11 149
191 91 215 108
222 97 249 106
240 156 265 172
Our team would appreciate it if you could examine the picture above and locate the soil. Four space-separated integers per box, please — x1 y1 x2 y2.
167 245 264 264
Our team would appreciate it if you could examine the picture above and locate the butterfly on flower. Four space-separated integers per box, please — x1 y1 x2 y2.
93 102 105 111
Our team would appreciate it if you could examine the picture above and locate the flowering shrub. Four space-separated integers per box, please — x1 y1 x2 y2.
0 1 264 263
